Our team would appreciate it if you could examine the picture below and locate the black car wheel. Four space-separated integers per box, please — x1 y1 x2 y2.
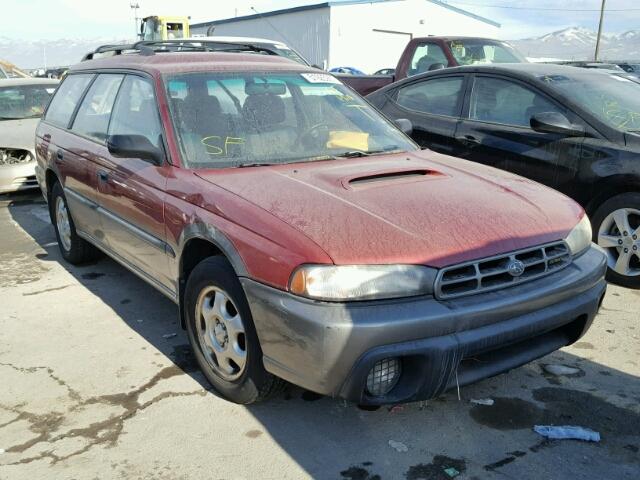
592 192 640 289
184 256 285 403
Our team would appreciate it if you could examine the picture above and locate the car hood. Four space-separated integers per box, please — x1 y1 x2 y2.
196 150 583 268
0 118 39 151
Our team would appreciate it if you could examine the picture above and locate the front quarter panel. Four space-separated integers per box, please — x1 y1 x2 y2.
165 168 333 290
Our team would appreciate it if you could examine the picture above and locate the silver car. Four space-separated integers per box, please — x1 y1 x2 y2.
0 78 58 193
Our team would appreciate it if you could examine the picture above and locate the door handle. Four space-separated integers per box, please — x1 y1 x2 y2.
456 135 481 148
56 150 64 161
97 170 109 182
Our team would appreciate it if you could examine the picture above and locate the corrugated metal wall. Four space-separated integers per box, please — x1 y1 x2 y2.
191 8 331 68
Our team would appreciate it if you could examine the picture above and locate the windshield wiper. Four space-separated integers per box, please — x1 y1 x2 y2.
334 150 371 158
0 114 41 120
235 162 276 168
334 146 405 158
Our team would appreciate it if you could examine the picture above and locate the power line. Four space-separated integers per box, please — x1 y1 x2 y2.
444 1 640 12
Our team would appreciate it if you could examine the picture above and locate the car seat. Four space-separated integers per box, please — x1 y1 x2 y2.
242 93 297 157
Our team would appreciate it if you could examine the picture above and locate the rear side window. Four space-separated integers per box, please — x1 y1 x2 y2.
72 74 124 142
396 76 464 117
109 75 163 149
45 74 93 127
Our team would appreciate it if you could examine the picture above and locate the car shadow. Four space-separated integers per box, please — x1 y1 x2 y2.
5 192 640 480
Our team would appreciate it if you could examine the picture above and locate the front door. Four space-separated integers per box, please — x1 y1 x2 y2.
96 74 173 296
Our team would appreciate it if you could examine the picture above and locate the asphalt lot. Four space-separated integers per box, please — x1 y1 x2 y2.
0 191 639 480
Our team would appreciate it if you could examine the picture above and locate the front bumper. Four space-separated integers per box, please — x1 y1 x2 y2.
242 245 607 404
0 161 38 194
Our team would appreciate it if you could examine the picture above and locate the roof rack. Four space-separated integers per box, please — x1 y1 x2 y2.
81 39 281 61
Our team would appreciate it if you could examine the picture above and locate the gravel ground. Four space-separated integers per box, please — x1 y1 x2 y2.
1 191 639 480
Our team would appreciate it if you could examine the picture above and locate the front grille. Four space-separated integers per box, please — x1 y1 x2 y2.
435 241 571 299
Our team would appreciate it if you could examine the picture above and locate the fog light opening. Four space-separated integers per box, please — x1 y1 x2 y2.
366 357 401 397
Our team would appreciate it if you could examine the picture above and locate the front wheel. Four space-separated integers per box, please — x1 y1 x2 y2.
592 192 640 289
184 256 284 403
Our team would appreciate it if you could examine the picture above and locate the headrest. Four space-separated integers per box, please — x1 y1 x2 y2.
243 94 286 129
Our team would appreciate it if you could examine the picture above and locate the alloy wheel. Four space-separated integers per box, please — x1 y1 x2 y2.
597 207 640 277
55 196 72 252
195 286 247 380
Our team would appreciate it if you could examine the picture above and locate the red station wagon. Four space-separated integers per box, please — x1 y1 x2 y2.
36 48 607 405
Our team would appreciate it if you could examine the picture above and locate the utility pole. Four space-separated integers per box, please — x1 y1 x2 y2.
594 0 606 61
130 2 140 40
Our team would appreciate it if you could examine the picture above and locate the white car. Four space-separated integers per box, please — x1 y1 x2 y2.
185 36 312 66
0 78 58 193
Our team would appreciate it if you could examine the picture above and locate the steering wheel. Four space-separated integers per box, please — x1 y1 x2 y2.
297 123 331 150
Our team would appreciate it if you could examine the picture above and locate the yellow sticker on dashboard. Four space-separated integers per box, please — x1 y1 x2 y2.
326 131 369 151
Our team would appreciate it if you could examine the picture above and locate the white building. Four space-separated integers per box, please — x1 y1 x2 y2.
191 0 500 73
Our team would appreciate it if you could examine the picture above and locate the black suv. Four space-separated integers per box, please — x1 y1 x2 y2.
368 63 640 288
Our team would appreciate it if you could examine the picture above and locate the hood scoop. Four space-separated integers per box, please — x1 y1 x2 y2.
346 169 444 188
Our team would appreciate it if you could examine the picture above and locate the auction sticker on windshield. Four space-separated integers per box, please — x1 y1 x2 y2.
301 73 342 84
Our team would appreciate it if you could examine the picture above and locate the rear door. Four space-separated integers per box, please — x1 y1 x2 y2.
95 74 173 295
67 73 124 244
380 75 466 155
39 73 102 239
454 74 584 190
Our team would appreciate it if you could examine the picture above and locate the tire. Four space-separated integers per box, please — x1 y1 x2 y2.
591 192 640 289
50 182 100 264
184 256 285 403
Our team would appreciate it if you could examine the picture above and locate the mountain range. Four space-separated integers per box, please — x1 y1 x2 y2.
510 27 640 61
0 37 130 69
2 27 640 69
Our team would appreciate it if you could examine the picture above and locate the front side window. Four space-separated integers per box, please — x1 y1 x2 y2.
165 72 417 169
0 83 57 120
71 74 123 142
408 43 449 76
45 74 94 127
396 76 464 117
448 40 525 66
469 76 562 127
109 75 163 148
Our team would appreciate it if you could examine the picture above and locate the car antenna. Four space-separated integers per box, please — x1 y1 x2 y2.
250 6 299 51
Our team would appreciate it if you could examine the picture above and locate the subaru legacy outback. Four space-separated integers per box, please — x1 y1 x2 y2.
36 50 607 405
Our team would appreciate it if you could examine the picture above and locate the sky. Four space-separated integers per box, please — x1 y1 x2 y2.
2 0 640 41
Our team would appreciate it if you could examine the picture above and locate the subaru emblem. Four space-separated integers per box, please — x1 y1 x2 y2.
507 259 525 277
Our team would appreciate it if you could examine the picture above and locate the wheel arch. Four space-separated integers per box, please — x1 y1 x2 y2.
584 175 640 219
45 168 59 222
177 227 249 329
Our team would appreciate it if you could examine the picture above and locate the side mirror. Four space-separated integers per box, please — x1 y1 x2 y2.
530 112 585 137
107 135 165 165
394 118 413 135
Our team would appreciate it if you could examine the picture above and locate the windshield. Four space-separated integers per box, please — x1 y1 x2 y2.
165 72 417 169
0 84 56 120
540 72 640 132
448 40 526 65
